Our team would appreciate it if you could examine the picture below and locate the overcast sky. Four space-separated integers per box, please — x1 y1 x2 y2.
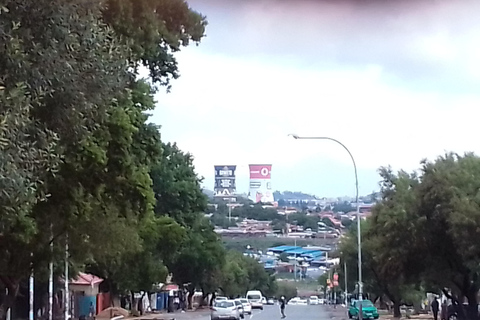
150 0 480 197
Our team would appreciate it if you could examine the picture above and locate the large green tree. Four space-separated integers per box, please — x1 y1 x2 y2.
340 167 422 318
0 0 208 317
413 153 480 320
220 251 277 298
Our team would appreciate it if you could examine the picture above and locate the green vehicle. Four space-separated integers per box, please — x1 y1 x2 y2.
348 300 379 319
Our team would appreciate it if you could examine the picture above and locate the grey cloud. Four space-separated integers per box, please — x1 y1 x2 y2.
189 0 480 94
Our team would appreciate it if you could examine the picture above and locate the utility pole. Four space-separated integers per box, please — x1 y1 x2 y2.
64 234 69 320
294 237 297 282
48 227 54 320
6 289 10 320
228 202 232 222
29 252 34 320
344 262 348 306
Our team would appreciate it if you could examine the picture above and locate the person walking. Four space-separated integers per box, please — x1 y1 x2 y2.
279 296 286 319
431 296 440 320
440 300 447 320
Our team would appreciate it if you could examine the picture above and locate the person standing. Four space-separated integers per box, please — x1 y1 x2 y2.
440 300 447 320
431 296 440 320
279 296 286 319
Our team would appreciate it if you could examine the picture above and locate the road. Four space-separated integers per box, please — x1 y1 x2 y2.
177 304 339 320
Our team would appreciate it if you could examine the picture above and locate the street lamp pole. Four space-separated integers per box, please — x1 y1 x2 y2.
288 134 363 318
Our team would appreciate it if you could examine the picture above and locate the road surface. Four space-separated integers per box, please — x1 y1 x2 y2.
176 304 339 320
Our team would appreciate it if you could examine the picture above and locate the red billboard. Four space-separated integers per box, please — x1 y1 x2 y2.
249 164 272 179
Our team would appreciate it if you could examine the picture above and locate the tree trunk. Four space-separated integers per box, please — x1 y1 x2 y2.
187 286 195 310
0 280 19 320
393 301 401 319
130 291 136 311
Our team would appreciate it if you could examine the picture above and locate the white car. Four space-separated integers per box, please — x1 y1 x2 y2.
246 290 264 310
309 296 319 305
211 300 244 320
239 298 252 315
288 297 299 305
297 298 308 305
215 296 228 302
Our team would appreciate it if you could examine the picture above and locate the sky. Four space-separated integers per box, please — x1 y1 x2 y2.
150 0 480 198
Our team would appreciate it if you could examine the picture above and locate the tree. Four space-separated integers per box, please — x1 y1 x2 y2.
87 216 185 306
340 167 423 318
413 153 480 320
0 1 146 315
279 253 290 263
0 0 209 316
220 251 277 298
102 0 207 88
168 216 226 306
151 142 207 226
333 202 353 213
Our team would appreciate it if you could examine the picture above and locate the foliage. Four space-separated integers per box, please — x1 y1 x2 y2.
102 0 207 88
333 202 354 213
340 167 420 317
279 253 290 263
151 142 207 226
220 251 277 298
412 153 480 319
275 282 298 300
287 212 319 230
0 0 209 317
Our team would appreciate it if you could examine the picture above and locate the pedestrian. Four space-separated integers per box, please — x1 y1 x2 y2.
440 300 447 320
88 302 95 320
431 296 439 320
279 296 286 319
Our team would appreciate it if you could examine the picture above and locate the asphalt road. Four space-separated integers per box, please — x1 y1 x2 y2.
181 304 334 320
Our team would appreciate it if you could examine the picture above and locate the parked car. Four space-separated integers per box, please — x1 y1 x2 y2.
288 297 299 305
267 298 275 305
262 297 267 305
211 300 244 320
348 300 379 320
297 298 308 305
239 298 252 315
309 296 319 305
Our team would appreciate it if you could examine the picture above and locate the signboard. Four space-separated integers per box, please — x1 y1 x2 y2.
214 165 236 200
248 164 274 203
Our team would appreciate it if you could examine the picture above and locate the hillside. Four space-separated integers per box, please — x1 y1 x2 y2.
273 191 317 201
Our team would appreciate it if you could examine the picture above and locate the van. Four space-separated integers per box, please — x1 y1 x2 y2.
246 290 264 310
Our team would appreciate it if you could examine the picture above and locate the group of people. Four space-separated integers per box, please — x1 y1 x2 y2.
431 296 449 320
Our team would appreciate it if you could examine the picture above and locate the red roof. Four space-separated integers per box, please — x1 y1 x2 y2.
70 272 104 286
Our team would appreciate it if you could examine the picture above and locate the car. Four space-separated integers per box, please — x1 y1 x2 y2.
309 296 319 305
238 298 252 315
288 297 299 305
215 296 228 302
297 298 308 305
211 300 244 320
246 290 264 310
348 300 379 320
233 299 245 318
262 297 267 305
267 298 275 305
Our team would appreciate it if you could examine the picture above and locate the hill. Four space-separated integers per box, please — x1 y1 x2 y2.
273 191 317 201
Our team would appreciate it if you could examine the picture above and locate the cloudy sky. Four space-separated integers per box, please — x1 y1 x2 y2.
151 0 480 197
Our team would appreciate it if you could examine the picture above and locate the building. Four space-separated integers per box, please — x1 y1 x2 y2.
248 164 274 203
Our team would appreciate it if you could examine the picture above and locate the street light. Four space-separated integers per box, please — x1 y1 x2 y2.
288 134 363 318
